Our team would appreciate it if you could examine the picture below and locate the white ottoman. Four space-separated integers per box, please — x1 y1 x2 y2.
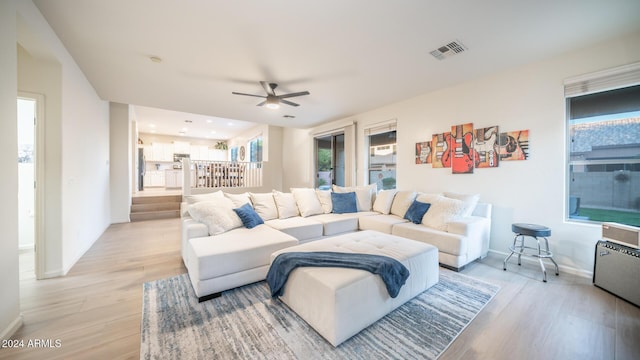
270 230 439 346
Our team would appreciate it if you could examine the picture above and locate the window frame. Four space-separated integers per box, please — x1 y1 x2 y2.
564 62 640 226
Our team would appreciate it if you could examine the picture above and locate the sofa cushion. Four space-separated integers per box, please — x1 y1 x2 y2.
273 191 300 219
224 192 252 207
392 222 467 256
390 191 417 217
308 213 360 236
404 200 431 224
333 184 377 211
418 194 466 231
331 192 358 214
358 214 408 234
249 192 278 221
443 191 480 217
316 189 333 213
233 203 264 229
184 190 224 205
188 198 242 236
265 217 323 242
291 188 324 217
373 189 398 214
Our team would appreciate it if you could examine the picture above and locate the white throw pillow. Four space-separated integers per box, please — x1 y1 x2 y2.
183 190 224 205
373 189 398 214
224 192 252 207
421 196 466 231
187 198 242 236
443 191 480 217
315 189 333 213
272 191 300 219
333 184 377 211
390 191 417 217
249 192 278 221
291 188 324 217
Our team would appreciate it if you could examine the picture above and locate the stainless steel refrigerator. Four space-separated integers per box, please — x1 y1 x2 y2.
138 148 145 191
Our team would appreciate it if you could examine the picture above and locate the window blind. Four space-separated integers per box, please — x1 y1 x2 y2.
364 119 397 136
564 61 640 98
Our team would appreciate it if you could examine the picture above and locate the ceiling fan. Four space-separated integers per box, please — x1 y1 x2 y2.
232 81 310 109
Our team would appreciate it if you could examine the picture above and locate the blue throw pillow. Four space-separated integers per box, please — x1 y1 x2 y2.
233 203 264 229
404 200 431 224
331 192 358 214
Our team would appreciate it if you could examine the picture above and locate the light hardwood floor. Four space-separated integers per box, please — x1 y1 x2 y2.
2 218 639 360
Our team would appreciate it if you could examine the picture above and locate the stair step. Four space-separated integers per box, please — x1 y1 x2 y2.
132 195 182 205
130 210 180 222
131 202 180 213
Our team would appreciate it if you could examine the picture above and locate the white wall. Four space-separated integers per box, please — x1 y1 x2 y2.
110 102 131 223
0 0 22 341
284 30 640 275
16 0 111 276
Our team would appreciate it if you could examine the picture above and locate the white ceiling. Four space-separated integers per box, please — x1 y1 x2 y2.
133 105 256 140
33 0 640 139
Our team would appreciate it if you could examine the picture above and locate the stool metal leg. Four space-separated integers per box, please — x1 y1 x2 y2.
543 237 559 276
503 234 520 271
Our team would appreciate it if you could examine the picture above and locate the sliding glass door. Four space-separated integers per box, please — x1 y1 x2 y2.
315 133 344 189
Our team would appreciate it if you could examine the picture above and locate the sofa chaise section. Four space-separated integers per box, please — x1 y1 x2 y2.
185 224 298 301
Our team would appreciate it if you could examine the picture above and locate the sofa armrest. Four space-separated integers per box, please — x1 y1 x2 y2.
180 202 191 217
181 218 209 264
447 216 491 258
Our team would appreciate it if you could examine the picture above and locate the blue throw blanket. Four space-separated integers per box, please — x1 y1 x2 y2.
266 251 410 298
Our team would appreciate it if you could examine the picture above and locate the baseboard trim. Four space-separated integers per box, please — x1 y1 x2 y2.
488 249 593 279
0 313 23 340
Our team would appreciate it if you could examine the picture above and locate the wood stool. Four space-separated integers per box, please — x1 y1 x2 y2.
503 223 559 282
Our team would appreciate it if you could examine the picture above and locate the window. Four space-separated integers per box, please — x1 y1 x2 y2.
566 70 640 226
248 136 263 162
315 133 345 189
367 123 397 190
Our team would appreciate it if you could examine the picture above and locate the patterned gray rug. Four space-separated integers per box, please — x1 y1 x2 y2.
141 270 499 360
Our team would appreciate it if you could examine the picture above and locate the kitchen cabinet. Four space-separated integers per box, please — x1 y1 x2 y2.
150 142 174 161
145 170 165 187
173 141 190 154
164 170 182 188
190 145 212 160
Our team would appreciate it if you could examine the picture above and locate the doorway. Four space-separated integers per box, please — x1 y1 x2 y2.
17 94 43 280
315 133 345 189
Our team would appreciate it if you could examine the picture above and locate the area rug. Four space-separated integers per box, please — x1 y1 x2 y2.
141 270 499 360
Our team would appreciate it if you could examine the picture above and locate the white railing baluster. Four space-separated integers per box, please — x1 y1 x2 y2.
188 160 263 190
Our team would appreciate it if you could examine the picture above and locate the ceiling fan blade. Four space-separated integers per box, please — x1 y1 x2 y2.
278 91 310 99
232 92 266 98
256 100 267 106
281 99 300 107
260 81 276 96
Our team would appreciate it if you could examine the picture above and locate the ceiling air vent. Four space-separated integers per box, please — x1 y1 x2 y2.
430 40 467 60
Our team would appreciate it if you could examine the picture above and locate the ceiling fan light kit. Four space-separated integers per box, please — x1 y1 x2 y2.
232 81 310 109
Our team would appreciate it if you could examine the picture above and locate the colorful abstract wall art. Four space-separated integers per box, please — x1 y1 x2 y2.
451 123 474 174
415 141 432 164
473 126 499 168
498 130 529 161
431 132 451 168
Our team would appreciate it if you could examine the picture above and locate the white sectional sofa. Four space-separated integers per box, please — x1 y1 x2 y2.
181 186 491 301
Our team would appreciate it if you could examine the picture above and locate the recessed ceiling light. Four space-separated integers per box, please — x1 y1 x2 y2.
206 119 213 123
181 127 188 132
227 122 233 126
211 131 217 134
150 56 162 63
149 124 156 128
